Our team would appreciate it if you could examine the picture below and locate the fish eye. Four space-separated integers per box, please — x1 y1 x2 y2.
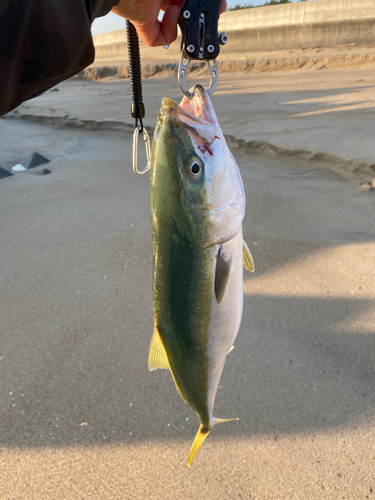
191 162 200 174
188 158 203 178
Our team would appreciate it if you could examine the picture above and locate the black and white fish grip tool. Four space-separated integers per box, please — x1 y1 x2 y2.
178 0 228 99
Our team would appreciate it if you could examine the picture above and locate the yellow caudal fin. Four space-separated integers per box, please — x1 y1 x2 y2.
228 346 234 355
214 417 239 425
187 417 239 467
148 327 170 371
188 425 210 467
243 240 255 272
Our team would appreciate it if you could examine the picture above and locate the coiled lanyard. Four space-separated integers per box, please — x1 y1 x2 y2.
125 20 151 175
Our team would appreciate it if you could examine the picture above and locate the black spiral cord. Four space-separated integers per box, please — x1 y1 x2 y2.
125 20 145 131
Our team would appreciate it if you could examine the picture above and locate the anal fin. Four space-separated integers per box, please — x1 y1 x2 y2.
148 327 190 405
243 240 255 272
148 327 170 371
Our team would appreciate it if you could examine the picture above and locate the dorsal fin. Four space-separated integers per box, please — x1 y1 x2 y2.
215 245 232 303
148 327 170 371
243 240 255 272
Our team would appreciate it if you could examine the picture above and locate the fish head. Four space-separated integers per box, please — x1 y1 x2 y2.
151 84 245 248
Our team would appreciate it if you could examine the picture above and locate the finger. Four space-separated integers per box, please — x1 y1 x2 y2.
219 0 227 14
135 4 180 47
160 5 180 45
160 0 183 13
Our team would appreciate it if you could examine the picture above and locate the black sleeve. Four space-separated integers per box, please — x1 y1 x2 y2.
0 0 119 117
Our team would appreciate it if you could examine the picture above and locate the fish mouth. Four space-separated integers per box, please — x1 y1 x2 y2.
160 85 217 145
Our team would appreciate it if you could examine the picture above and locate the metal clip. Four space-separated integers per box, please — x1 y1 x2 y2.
178 53 218 99
132 125 151 175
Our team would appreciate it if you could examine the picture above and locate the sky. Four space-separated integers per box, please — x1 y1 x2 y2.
91 0 300 35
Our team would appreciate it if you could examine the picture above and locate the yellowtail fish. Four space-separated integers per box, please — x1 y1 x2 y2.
149 84 254 466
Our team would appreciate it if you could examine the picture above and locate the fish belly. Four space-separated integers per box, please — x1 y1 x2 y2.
206 229 243 421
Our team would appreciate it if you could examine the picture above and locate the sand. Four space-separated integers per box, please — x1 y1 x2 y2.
10 66 375 183
1 60 375 499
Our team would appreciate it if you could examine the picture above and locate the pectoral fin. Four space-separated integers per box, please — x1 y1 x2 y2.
148 327 170 371
215 245 232 303
243 240 255 272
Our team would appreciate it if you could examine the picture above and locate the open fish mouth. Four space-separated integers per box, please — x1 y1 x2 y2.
160 84 218 146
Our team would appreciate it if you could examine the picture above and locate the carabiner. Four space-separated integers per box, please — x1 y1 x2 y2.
132 125 151 175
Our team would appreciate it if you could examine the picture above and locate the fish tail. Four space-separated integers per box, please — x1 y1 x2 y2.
187 424 210 467
187 417 239 467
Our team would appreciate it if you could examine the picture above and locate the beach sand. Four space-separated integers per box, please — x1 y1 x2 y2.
1 62 375 498
11 66 375 182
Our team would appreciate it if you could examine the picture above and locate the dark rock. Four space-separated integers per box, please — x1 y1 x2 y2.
37 168 51 176
0 167 13 179
21 152 50 169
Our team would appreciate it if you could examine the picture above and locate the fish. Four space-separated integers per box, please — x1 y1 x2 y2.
149 84 254 466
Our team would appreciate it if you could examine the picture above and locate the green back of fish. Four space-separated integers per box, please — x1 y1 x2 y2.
151 117 214 427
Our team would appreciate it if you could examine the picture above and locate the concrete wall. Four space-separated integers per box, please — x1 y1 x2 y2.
226 18 375 52
93 0 375 57
94 30 128 47
216 0 375 50
218 0 375 31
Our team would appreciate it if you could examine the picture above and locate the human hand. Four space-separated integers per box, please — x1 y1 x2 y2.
111 0 227 47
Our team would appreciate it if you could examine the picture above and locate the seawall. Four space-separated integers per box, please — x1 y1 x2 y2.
92 0 375 61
